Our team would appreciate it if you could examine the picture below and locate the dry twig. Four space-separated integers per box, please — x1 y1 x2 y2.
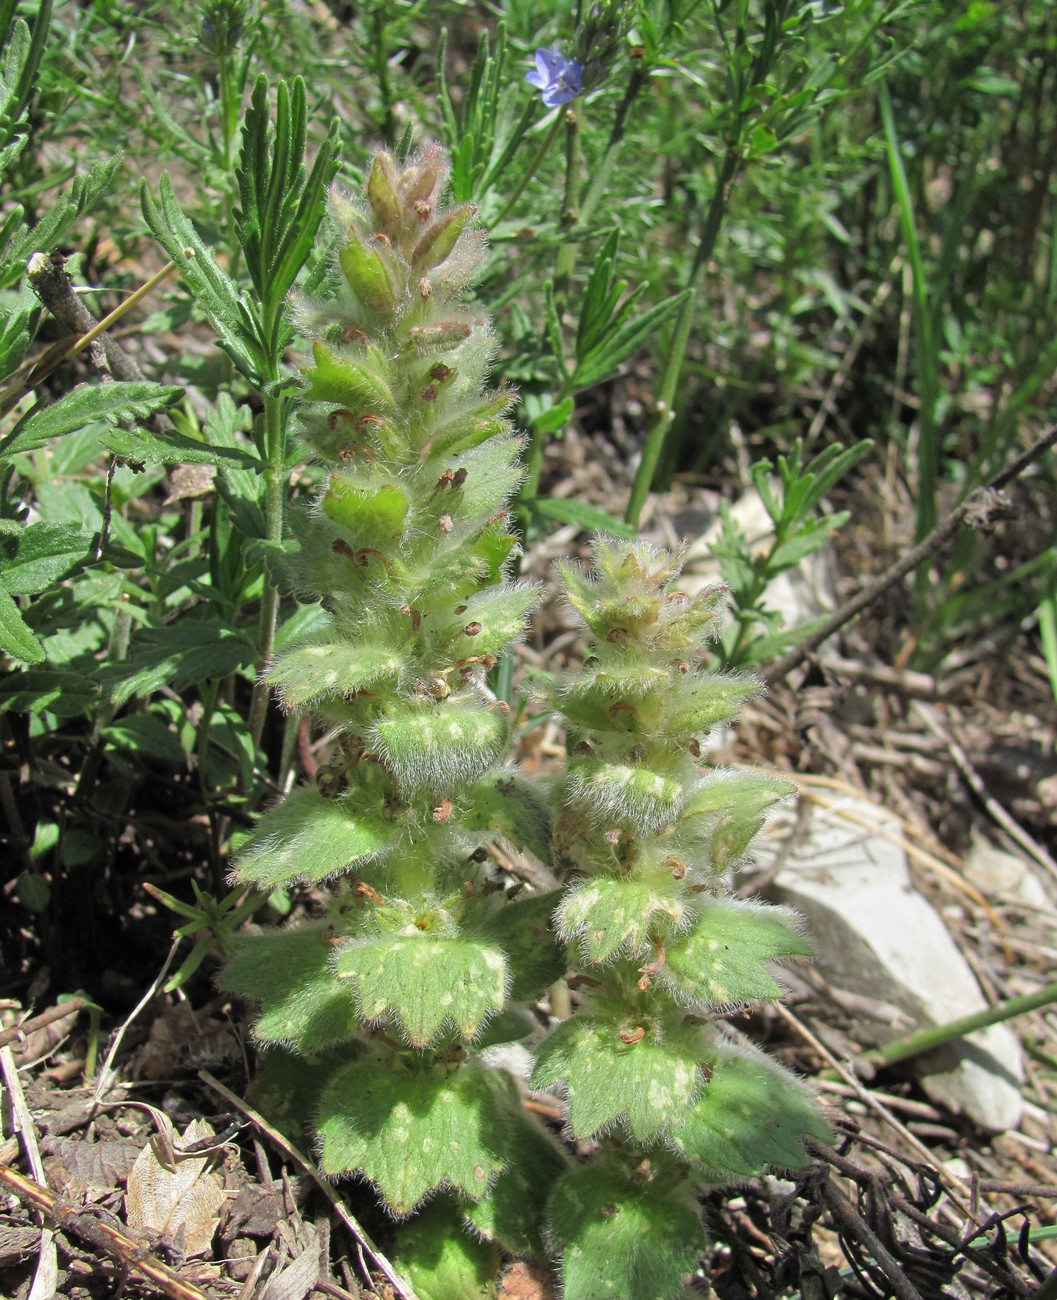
0 1161 208 1300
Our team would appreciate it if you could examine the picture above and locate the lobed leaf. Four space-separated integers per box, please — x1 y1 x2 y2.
547 1154 705 1300
0 667 98 715
141 174 264 381
94 622 255 705
556 877 685 965
318 1058 510 1214
674 1044 833 1178
661 899 811 1009
336 935 508 1047
531 1016 702 1140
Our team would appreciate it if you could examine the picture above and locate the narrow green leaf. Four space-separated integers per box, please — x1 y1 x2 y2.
571 290 691 390
0 668 97 715
98 424 264 470
94 621 256 705
527 496 637 539
0 382 183 461
101 714 185 766
2 156 121 288
141 175 264 381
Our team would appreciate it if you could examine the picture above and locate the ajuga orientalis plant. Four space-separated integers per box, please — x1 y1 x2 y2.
221 145 831 1299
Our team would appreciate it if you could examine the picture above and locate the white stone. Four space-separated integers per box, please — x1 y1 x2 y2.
964 834 1054 914
761 796 1023 1132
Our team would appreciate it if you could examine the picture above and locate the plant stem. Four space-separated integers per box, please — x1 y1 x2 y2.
625 147 740 528
858 979 1057 1070
494 111 565 226
553 67 649 298
248 389 286 747
371 6 396 143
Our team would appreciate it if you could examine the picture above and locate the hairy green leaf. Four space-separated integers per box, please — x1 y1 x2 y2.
267 637 403 710
532 1016 702 1140
94 621 255 705
336 935 508 1046
548 1154 705 1300
675 1044 833 1177
393 1198 498 1300
221 921 360 1052
236 785 391 887
318 1058 510 1213
0 586 42 662
662 900 811 1009
0 382 183 462
556 877 685 964
0 522 92 594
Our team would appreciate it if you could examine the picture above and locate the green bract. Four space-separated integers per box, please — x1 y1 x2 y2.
221 151 830 1298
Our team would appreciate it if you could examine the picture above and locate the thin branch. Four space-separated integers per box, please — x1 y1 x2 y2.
765 423 1057 684
0 1162 208 1300
25 251 150 381
0 997 86 1050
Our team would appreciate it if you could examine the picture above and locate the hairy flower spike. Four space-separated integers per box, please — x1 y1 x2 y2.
536 537 833 1295
222 147 567 1255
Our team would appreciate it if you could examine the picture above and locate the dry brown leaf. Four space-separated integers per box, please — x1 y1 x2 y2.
165 464 216 503
223 1182 287 1239
124 1117 225 1258
42 1134 140 1200
0 1225 40 1267
131 1002 240 1080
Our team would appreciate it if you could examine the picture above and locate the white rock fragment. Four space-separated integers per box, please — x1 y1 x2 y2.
761 796 1023 1132
964 834 1054 914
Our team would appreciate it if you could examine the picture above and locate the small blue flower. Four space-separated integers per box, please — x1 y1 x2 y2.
526 45 583 107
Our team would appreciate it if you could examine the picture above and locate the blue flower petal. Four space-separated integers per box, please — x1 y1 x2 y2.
526 45 584 106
